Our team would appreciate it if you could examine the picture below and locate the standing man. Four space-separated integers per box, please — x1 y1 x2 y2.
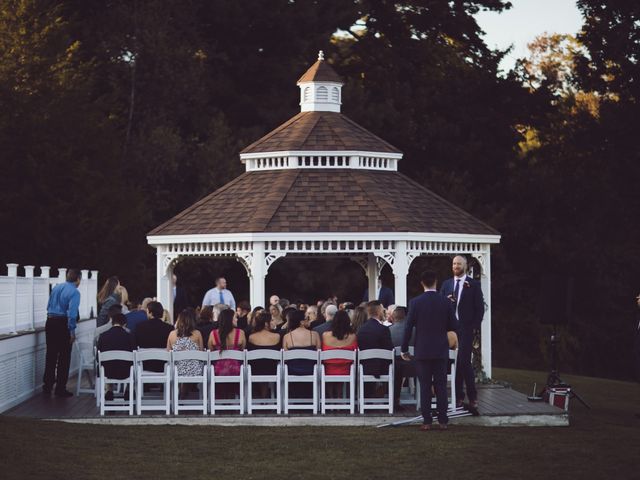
402 270 457 430
43 269 82 397
202 276 236 310
440 255 484 412
362 276 395 308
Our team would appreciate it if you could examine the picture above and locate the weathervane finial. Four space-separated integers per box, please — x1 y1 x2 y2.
318 50 324 61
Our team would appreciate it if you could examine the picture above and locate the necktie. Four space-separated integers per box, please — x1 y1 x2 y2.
453 279 461 302
219 290 224 305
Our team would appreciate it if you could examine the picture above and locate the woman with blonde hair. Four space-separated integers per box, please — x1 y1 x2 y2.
96 276 120 327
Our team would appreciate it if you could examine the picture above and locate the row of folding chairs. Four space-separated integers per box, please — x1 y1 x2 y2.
94 348 398 416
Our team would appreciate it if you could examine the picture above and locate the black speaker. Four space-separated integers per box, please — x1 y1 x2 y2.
537 275 574 325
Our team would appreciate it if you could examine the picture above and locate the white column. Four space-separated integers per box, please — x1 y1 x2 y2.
7 263 18 334
156 250 173 319
393 241 409 306
367 253 378 302
58 268 67 281
250 242 266 308
479 248 492 379
24 266 35 331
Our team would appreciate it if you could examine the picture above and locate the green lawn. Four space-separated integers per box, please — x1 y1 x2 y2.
1 368 638 480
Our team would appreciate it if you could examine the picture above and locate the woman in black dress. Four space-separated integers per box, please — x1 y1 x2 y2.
248 312 282 398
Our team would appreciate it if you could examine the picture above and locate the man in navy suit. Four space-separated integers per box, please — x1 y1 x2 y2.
362 276 395 308
357 301 394 376
402 270 457 430
97 313 135 401
440 255 484 411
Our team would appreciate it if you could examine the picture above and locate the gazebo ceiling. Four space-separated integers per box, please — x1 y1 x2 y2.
148 169 498 236
240 111 401 155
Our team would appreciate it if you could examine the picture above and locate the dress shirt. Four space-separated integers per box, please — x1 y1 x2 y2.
47 281 81 334
202 288 236 310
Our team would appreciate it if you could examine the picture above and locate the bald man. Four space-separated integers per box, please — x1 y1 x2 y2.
440 255 484 412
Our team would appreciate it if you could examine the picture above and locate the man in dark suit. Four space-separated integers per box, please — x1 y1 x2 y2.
135 301 173 372
440 255 484 411
402 270 457 430
362 276 395 308
97 313 135 401
357 301 394 376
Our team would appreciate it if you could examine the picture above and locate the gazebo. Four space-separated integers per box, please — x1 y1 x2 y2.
147 52 500 376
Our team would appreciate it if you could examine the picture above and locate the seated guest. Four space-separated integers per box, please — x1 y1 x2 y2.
389 306 416 405
283 310 321 375
303 305 317 329
167 308 204 397
269 295 280 306
135 301 173 372
350 306 368 334
124 297 151 336
236 300 251 331
211 303 229 328
322 310 358 398
208 309 246 376
269 303 285 332
196 306 215 342
94 304 123 342
248 312 282 398
313 304 338 336
281 306 297 332
97 313 135 401
357 301 393 376
247 306 265 331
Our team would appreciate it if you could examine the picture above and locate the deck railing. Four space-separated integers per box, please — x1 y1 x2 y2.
0 264 98 336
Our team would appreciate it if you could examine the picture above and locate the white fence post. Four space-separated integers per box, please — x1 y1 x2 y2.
7 263 18 334
58 268 67 282
24 266 35 331
90 270 99 318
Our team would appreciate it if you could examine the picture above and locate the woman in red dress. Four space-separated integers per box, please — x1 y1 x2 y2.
321 310 357 398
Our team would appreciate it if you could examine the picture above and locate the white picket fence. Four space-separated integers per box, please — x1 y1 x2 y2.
0 264 98 335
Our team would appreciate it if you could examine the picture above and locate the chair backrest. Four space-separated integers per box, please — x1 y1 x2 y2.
210 349 245 362
135 348 171 363
283 349 319 362
246 349 282 362
320 349 356 362
357 348 394 362
172 350 209 363
392 346 414 356
98 350 135 363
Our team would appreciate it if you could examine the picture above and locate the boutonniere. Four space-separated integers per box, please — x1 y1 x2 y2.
447 294 456 303
464 281 470 288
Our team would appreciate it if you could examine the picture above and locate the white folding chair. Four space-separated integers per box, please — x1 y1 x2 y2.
98 350 135 415
283 349 319 414
75 342 96 396
320 350 356 414
172 350 208 415
135 349 172 415
357 348 395 414
210 350 245 414
246 349 282 414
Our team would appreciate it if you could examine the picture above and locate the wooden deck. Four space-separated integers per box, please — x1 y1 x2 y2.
4 379 568 426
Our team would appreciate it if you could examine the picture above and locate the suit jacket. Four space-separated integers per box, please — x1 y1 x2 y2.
362 286 395 308
97 326 135 379
440 275 484 330
135 318 174 372
402 291 457 360
313 320 332 336
356 318 393 375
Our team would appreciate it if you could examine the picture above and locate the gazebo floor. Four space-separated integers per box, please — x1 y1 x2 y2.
4 382 568 427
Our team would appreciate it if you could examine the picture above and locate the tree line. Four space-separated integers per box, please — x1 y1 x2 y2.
0 0 638 379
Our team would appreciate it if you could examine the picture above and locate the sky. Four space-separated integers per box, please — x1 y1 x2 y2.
474 0 584 72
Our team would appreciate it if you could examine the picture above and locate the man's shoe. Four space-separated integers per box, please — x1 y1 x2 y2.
468 401 480 416
438 423 449 431
105 390 114 401
419 424 432 431
42 386 52 395
456 399 464 409
54 390 73 398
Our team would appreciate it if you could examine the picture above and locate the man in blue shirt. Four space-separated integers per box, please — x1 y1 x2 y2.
43 269 81 397
201 277 236 310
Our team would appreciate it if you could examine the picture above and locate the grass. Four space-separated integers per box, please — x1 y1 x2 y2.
1 368 639 480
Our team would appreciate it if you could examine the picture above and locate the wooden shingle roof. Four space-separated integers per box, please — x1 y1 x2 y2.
240 112 401 154
148 169 498 236
297 59 343 84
